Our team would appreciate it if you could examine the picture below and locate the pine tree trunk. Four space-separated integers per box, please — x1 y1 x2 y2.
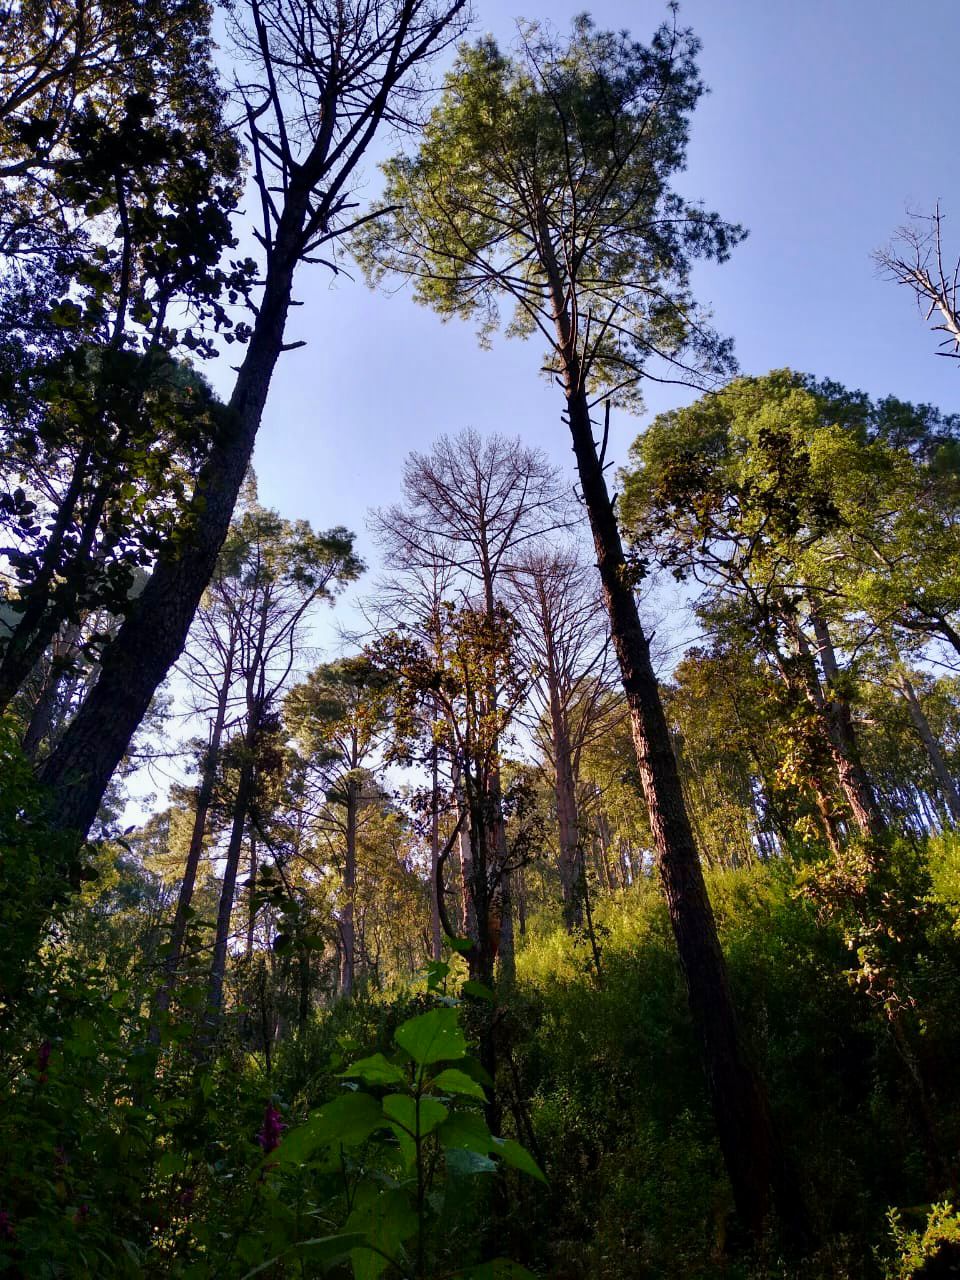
807 605 886 839
340 775 359 998
207 750 255 1025
550 683 585 928
150 633 235 1042
457 795 478 941
40 199 309 839
245 834 258 958
430 745 443 959
596 809 618 892
298 949 311 1035
498 866 515 986
564 383 800 1239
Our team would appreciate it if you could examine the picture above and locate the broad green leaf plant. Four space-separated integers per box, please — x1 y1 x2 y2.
249 993 543 1279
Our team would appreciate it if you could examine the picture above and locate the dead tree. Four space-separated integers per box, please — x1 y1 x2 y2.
507 544 620 929
371 430 567 974
875 204 960 360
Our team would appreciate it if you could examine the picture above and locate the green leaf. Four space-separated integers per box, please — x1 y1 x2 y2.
388 1122 417 1170
276 1093 386 1164
461 979 495 1003
394 1006 466 1065
437 1110 494 1154
445 1147 497 1177
492 1137 547 1183
456 1055 495 1088
156 1151 186 1178
339 1053 406 1086
452 1262 537 1279
239 1233 366 1277
430 1068 487 1100
345 1187 418 1280
446 935 474 953
383 1093 448 1136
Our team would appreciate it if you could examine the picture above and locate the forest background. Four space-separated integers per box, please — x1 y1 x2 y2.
5 1 960 1278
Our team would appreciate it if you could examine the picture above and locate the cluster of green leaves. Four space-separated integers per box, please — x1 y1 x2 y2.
356 14 741 402
620 371 960 641
0 0 258 732
885 1202 960 1279
256 999 543 1280
1 893 545 1280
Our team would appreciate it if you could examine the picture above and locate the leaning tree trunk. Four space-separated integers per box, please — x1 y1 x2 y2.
430 744 443 960
897 669 960 824
151 632 236 1041
206 741 256 1026
39 194 310 839
340 774 359 999
807 604 886 839
564 380 802 1240
0 446 91 714
552 713 585 929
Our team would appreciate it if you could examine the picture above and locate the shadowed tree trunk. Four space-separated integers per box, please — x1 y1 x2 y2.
21 622 83 759
808 604 886 839
553 712 584 928
41 234 303 836
340 772 359 998
207 722 258 1024
786 608 885 840
245 833 258 958
38 0 467 841
150 627 237 1042
430 743 442 960
563 374 801 1238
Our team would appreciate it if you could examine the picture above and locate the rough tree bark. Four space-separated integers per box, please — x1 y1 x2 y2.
40 228 303 835
565 384 799 1234
430 742 442 960
530 192 798 1229
245 833 258 958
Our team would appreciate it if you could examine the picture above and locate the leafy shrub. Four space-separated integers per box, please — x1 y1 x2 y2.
884 1202 960 1278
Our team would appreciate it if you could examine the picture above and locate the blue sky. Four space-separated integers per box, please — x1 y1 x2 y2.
210 0 960 649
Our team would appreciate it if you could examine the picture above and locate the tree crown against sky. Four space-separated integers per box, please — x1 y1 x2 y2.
356 11 744 408
619 370 960 660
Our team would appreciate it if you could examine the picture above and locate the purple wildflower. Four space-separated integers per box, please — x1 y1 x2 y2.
0 1210 14 1241
256 1103 285 1154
